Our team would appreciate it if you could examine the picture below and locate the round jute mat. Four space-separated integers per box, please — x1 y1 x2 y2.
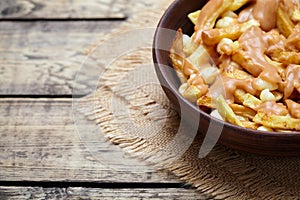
76 1 300 199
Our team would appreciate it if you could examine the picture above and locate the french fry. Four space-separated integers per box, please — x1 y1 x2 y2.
197 95 215 108
241 121 260 130
224 64 253 80
229 0 252 11
236 114 259 130
234 89 247 104
170 29 188 83
236 115 249 121
253 112 300 131
230 103 256 120
216 95 244 127
277 3 295 37
202 19 259 46
232 48 263 77
272 91 283 101
188 10 201 25
278 51 300 65
282 0 300 22
285 24 300 52
195 0 234 31
264 55 286 80
243 93 262 111
193 0 234 45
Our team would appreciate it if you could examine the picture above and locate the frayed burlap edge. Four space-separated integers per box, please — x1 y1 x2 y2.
75 50 297 199
75 2 300 199
77 90 297 200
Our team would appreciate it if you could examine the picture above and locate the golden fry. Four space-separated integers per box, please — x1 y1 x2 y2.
241 121 260 130
282 0 300 22
230 103 256 120
193 0 234 45
224 65 253 80
234 89 247 104
229 0 252 11
277 3 295 37
202 19 259 46
169 29 187 83
253 112 300 131
272 91 283 101
278 51 300 64
188 10 201 25
195 0 234 31
243 93 262 111
216 95 244 127
202 24 240 46
197 95 215 108
264 55 286 80
285 24 300 52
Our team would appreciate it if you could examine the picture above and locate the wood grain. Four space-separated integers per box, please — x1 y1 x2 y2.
0 0 173 96
0 0 169 20
0 21 122 95
0 98 179 183
0 0 127 19
0 187 208 200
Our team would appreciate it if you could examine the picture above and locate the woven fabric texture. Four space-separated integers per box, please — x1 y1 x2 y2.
77 1 300 199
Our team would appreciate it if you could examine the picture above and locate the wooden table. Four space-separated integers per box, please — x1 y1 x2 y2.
0 0 209 199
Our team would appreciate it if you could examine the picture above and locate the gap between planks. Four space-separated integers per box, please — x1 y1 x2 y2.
0 18 127 22
0 181 185 189
0 95 83 99
0 98 181 183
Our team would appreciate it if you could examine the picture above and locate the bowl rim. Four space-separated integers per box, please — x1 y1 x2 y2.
153 0 300 138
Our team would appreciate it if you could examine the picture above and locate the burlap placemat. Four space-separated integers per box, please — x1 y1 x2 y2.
76 1 300 199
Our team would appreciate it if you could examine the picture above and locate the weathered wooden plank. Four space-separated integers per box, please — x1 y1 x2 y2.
0 187 208 200
0 0 169 20
0 98 179 183
0 21 122 95
0 0 173 96
0 0 127 19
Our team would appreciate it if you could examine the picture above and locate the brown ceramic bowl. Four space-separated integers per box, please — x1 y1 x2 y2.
152 0 300 156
